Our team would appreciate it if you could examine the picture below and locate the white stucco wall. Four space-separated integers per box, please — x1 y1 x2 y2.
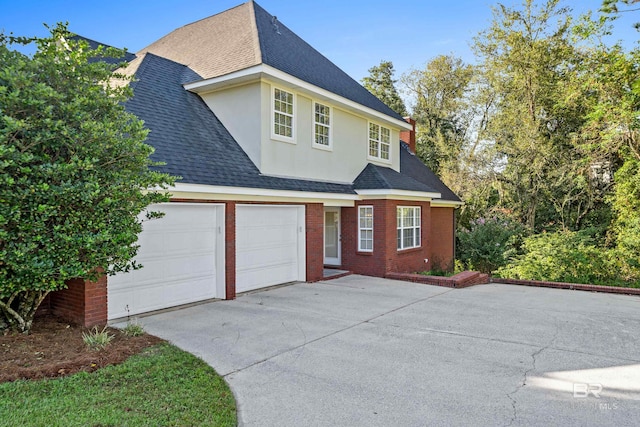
199 80 402 184
259 82 401 183
200 82 263 169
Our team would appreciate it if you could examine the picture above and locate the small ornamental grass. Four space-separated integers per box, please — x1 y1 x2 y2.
82 325 114 350
121 320 145 337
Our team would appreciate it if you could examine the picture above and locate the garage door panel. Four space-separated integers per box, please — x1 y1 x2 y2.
236 205 305 293
108 204 224 320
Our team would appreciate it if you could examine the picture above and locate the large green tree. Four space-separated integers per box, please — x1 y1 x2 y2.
0 25 175 333
402 55 475 176
473 0 604 231
362 60 408 116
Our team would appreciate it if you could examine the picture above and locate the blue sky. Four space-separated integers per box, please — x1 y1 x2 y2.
2 0 638 82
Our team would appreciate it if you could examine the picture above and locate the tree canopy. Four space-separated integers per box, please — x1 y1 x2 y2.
361 60 408 117
363 0 640 284
0 24 175 333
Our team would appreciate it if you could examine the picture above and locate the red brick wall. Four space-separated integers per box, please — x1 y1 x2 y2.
305 203 324 282
341 200 432 276
224 201 237 300
391 201 431 274
399 117 417 154
430 207 455 270
341 200 388 277
49 274 107 327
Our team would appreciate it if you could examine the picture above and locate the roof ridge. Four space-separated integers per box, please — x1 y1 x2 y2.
247 0 262 65
161 2 250 35
370 163 392 188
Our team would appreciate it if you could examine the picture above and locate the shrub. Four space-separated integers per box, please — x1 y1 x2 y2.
457 214 527 273
122 321 145 337
496 230 620 285
82 325 114 350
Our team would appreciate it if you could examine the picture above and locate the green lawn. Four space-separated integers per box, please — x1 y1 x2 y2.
0 344 236 427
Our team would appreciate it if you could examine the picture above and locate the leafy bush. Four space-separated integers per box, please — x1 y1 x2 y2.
496 230 622 285
610 159 640 282
457 214 527 273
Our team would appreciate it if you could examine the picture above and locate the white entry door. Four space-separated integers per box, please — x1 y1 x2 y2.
236 205 306 293
324 208 341 266
108 203 225 320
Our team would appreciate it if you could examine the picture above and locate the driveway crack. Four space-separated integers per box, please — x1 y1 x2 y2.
223 288 454 378
504 317 561 426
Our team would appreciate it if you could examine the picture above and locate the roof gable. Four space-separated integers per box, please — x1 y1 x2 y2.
137 2 261 79
252 2 403 121
137 1 403 122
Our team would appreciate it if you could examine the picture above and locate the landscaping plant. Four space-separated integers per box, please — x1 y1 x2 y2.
0 25 175 333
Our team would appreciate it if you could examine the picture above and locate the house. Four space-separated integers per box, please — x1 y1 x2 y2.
48 1 462 325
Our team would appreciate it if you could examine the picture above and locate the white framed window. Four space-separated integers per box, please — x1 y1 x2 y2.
358 206 374 252
397 206 421 250
368 122 391 161
313 102 332 149
273 87 294 141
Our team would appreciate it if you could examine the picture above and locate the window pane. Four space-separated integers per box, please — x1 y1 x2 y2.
369 123 379 140
403 228 413 248
381 127 390 143
381 143 389 160
369 140 378 156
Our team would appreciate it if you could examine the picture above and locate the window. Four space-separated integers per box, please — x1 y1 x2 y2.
358 206 373 252
369 123 391 161
273 88 294 140
397 206 421 250
313 102 331 148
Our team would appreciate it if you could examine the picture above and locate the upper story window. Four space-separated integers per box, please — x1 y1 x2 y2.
273 87 294 141
313 102 331 149
397 206 421 250
369 123 390 161
358 206 373 252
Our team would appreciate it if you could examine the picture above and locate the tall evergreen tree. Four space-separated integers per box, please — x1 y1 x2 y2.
362 60 408 116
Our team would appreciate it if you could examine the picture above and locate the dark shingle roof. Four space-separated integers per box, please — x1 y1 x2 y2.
125 53 354 194
252 2 403 121
352 144 461 203
399 143 462 202
70 35 136 65
353 163 439 193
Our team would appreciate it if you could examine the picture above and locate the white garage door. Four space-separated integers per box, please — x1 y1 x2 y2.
108 203 225 319
236 205 305 293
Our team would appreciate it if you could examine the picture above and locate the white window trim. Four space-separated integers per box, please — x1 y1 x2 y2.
358 205 374 252
367 122 392 163
397 206 421 250
312 101 333 151
272 86 296 144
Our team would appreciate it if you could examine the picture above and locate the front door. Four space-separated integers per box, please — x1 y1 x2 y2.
324 208 341 266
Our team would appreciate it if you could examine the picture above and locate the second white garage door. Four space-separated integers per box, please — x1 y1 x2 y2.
236 205 306 293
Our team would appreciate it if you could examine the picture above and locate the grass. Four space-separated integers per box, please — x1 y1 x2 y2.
420 269 456 277
0 343 236 427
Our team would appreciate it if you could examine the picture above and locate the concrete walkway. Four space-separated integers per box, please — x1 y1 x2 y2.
129 275 640 426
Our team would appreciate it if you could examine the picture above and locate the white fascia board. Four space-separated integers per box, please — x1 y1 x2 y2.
169 182 357 202
183 64 412 131
431 200 465 208
356 189 442 200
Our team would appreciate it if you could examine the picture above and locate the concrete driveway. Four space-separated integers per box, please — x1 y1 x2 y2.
131 275 640 426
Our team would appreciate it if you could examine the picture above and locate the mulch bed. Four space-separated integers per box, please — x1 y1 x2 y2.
0 315 164 383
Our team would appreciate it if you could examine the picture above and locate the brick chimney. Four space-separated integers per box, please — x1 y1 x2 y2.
400 117 416 154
